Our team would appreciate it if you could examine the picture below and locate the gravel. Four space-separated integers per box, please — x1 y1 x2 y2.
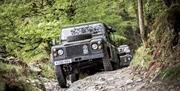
41 67 180 91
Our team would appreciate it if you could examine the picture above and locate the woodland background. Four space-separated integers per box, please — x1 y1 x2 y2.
0 0 179 91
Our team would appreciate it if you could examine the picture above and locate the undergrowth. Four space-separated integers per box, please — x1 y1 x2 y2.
0 67 40 91
131 45 152 69
132 4 180 80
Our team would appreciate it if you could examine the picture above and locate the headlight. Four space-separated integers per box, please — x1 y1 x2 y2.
58 49 64 55
98 45 102 49
91 43 98 50
124 47 130 53
53 53 57 57
83 45 89 54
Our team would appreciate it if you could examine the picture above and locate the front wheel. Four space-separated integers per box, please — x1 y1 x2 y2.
70 73 79 83
102 58 113 71
55 65 67 88
70 64 79 83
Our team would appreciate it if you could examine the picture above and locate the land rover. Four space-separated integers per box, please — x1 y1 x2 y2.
51 22 124 88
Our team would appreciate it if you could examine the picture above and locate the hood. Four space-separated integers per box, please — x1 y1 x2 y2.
62 35 105 46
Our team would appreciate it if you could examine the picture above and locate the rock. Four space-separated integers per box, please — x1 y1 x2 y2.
85 85 97 91
127 85 133 89
107 77 114 81
136 78 142 82
40 67 180 91
125 79 133 85
94 84 103 90
132 83 145 91
99 77 106 81
28 63 41 72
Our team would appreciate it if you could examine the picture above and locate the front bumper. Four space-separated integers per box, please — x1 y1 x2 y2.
120 54 132 66
54 53 104 65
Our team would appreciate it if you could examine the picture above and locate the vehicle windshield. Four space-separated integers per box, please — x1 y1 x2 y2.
60 23 105 41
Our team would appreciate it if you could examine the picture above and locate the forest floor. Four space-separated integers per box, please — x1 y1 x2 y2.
41 67 180 91
1 57 179 91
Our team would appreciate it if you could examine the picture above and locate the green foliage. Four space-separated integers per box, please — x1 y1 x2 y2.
41 64 55 78
0 62 41 91
0 62 23 73
161 65 180 79
73 0 137 42
17 76 42 91
144 0 166 24
147 4 180 79
131 0 166 68
0 0 137 61
131 45 152 68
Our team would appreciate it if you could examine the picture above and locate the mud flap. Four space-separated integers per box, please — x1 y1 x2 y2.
102 58 113 71
102 45 113 71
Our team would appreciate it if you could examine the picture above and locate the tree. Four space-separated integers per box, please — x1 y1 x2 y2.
137 0 146 45
137 0 146 46
0 0 138 61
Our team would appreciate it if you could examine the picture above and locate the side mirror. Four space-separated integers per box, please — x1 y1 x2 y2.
52 39 56 46
108 26 116 32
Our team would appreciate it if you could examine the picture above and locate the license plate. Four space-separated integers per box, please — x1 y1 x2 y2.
54 59 72 65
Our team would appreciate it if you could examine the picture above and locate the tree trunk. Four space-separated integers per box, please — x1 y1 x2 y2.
137 0 146 46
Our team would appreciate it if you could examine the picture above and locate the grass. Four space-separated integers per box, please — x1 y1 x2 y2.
41 63 55 78
0 62 23 74
17 76 42 91
0 62 43 91
161 65 180 79
130 45 153 68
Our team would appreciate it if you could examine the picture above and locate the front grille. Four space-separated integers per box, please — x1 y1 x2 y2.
67 34 92 42
66 44 87 58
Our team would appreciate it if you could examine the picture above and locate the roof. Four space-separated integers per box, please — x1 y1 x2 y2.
61 21 105 29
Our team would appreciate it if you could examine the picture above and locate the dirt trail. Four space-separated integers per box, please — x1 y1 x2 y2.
43 67 180 91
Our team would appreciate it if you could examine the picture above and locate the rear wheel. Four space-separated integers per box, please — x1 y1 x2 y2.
113 55 120 70
55 65 67 88
102 46 113 71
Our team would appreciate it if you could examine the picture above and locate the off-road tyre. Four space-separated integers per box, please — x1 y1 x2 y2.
70 73 79 83
55 65 67 88
102 58 113 71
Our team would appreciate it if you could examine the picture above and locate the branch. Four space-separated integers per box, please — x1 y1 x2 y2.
12 40 26 45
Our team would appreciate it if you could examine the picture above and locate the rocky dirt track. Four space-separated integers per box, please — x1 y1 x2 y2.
43 67 180 91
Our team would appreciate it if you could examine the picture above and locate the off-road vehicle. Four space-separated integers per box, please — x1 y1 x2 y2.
117 45 132 66
51 22 124 88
